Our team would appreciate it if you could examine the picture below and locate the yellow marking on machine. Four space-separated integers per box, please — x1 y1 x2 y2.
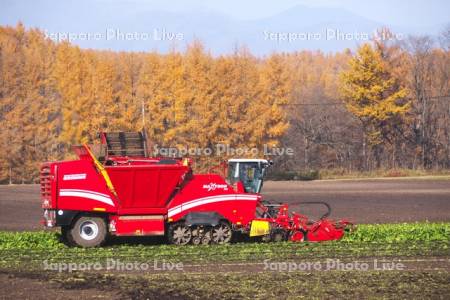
250 220 270 237
83 144 118 197
93 207 106 212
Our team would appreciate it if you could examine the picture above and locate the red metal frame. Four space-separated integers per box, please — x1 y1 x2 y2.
252 202 353 242
40 137 352 242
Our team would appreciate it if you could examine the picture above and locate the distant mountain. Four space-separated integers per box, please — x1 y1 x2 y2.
0 0 446 54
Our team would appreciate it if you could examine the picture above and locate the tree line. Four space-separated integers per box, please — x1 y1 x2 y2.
0 24 449 183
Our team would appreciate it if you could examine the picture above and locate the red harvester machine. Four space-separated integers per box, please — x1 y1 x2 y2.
40 131 352 247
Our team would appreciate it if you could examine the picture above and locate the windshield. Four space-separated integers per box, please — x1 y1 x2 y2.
227 161 265 193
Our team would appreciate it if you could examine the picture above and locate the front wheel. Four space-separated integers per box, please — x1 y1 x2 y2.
67 216 107 247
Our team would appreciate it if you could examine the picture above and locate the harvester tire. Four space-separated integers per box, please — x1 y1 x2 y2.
61 225 75 246
69 216 107 247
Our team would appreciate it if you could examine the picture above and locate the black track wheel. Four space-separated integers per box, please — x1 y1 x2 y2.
211 221 232 244
168 223 192 245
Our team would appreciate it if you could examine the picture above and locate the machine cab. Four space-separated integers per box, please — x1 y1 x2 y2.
227 159 271 193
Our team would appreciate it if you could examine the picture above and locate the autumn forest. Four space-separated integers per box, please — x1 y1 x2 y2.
0 24 449 183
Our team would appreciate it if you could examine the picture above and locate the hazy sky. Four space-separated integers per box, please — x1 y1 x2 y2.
111 0 449 27
2 0 449 29
1 0 448 53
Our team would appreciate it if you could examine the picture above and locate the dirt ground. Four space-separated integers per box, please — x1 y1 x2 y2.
1 264 449 300
0 272 120 300
262 178 450 223
0 178 449 231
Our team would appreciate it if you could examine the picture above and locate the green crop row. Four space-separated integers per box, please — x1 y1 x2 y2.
342 222 450 243
1 222 448 250
0 222 448 269
0 231 64 250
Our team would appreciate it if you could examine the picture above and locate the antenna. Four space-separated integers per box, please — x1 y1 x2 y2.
141 100 145 128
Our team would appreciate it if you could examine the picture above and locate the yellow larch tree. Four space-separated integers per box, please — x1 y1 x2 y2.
181 42 216 150
138 52 175 147
211 48 260 157
53 42 94 148
0 24 27 182
112 52 143 131
340 43 409 169
0 24 60 182
249 53 290 150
